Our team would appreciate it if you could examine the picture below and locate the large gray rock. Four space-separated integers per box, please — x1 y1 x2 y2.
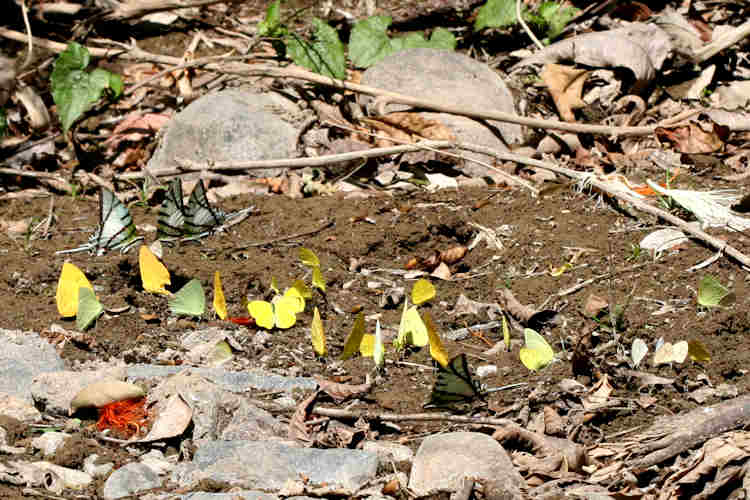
409 432 524 497
147 90 303 177
102 462 162 500
0 329 65 403
171 441 378 495
360 48 522 176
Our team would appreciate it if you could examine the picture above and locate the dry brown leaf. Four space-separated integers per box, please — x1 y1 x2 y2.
541 64 589 122
378 112 456 141
288 390 319 444
314 376 373 403
439 246 468 264
583 294 608 318
104 112 171 152
430 261 452 280
655 122 727 153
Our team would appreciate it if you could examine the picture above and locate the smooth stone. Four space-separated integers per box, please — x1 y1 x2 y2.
408 432 524 497
0 329 64 402
147 90 302 178
102 462 161 500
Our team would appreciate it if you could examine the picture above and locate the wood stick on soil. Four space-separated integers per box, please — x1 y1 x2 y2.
311 407 516 427
629 394 750 469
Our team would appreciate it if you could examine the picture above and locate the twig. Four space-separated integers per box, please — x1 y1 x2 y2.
233 65 659 137
41 196 54 239
312 407 516 426
517 0 544 50
232 219 335 251
19 0 33 69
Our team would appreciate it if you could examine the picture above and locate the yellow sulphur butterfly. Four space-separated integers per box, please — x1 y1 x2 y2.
248 295 298 330
412 279 436 305
56 262 94 317
423 312 449 368
76 287 103 331
169 279 205 317
310 307 327 357
395 297 428 349
282 286 306 314
341 312 366 360
213 271 227 320
299 247 320 267
139 245 171 295
519 328 555 372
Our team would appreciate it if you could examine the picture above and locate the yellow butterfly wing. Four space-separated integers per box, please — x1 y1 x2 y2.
359 334 375 357
56 262 93 317
248 300 274 329
341 312 366 360
139 245 171 295
412 278 436 305
213 271 227 320
291 279 312 299
424 312 449 367
310 307 327 356
283 286 306 314
404 306 429 347
273 295 297 329
311 266 326 292
299 247 320 267
519 328 554 372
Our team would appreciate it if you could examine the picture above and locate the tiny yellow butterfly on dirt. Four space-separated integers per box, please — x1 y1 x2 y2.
373 319 385 368
311 266 326 292
56 262 94 317
423 312 449 368
213 271 227 320
310 307 327 357
139 245 171 295
299 247 320 267
341 312 366 360
519 328 555 372
283 286 306 314
76 287 103 331
359 334 375 357
291 279 312 299
688 340 711 363
395 297 429 349
248 295 298 330
412 278 436 305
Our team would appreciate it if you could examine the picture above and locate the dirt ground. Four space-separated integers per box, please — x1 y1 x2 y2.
1 177 749 496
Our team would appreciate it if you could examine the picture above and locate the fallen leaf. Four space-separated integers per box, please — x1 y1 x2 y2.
655 122 727 154
541 63 589 122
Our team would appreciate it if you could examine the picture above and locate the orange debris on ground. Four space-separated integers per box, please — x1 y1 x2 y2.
97 397 149 437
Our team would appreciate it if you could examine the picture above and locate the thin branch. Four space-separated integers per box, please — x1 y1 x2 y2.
232 219 335 251
312 406 516 427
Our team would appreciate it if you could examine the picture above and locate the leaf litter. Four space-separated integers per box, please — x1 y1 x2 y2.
3 0 750 497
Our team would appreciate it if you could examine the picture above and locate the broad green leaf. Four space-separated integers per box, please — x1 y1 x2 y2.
475 0 518 31
538 2 579 40
350 17 456 68
50 43 123 131
286 19 346 79
258 0 283 37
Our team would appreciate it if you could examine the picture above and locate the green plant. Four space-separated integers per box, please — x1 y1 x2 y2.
50 42 123 132
257 0 456 78
625 243 643 262
69 183 82 200
475 0 579 44
0 108 6 137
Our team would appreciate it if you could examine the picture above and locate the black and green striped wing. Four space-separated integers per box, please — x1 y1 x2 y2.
91 188 141 255
424 354 483 409
184 179 226 236
157 178 186 240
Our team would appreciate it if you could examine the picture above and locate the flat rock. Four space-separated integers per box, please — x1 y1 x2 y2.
126 364 317 393
171 441 378 495
0 329 64 402
147 90 303 178
408 431 524 497
102 462 162 500
359 48 522 176
31 367 127 416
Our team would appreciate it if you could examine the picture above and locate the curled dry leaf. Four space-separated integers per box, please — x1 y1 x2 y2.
541 64 589 122
136 394 193 443
288 390 319 444
655 122 728 154
583 294 608 318
70 380 145 413
377 112 456 141
314 376 373 403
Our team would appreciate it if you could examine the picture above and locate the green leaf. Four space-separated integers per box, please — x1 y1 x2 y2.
350 16 456 68
475 0 518 31
0 108 6 137
286 19 346 79
50 42 123 131
538 2 579 40
258 0 284 37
